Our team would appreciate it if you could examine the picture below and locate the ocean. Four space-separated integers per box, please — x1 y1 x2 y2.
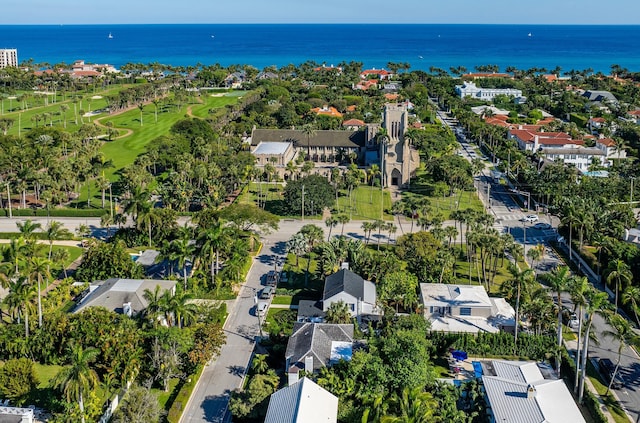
1 24 640 73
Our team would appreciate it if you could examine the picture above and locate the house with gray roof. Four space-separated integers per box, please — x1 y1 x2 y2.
74 278 177 316
285 322 353 385
480 360 585 423
582 90 618 105
264 377 338 423
322 268 380 321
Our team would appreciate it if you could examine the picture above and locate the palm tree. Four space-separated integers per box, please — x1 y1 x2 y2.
165 289 198 328
325 217 338 241
560 202 580 260
526 244 544 272
605 259 632 313
501 264 535 352
251 353 269 374
142 285 169 327
381 387 436 423
46 221 71 261
543 265 571 374
168 236 195 289
29 256 51 328
336 214 350 236
367 164 381 203
622 285 640 328
53 343 100 423
568 275 590 392
578 289 612 403
286 232 309 268
137 103 144 126
17 219 42 249
325 300 352 324
197 218 232 283
602 314 640 395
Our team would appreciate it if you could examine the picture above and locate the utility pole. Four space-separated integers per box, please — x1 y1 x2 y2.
301 184 305 221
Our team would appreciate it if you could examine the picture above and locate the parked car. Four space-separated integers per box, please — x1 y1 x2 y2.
259 286 274 299
266 270 279 287
522 214 539 223
256 301 269 317
598 358 622 389
533 222 551 230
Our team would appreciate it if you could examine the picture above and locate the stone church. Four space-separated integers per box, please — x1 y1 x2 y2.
248 102 419 187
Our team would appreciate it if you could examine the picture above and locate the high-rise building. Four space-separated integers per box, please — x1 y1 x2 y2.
0 49 18 68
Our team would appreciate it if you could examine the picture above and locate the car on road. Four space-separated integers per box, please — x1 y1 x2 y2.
522 214 539 223
533 222 551 230
259 286 274 299
266 270 279 287
256 301 269 317
598 358 622 389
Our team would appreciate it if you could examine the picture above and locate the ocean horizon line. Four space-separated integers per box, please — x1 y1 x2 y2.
3 22 640 27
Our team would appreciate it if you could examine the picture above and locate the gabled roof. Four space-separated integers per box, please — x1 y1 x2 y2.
312 106 343 118
250 129 365 149
264 377 338 423
597 138 616 147
323 269 366 301
74 278 177 315
285 323 353 372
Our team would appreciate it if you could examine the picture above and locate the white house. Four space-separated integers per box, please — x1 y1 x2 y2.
322 268 380 321
419 283 515 333
480 360 586 423
455 81 522 101
264 377 338 423
508 129 622 171
627 110 640 124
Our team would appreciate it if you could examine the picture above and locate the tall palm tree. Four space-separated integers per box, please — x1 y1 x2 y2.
367 164 381 203
197 218 232 283
142 285 169 327
4 277 36 337
543 265 571 375
325 217 338 241
578 289 612 403
168 237 195 290
501 264 535 352
568 275 590 392
602 315 638 395
605 259 632 313
165 289 198 328
526 244 544 272
28 256 51 328
53 343 100 423
17 219 42 251
336 214 350 236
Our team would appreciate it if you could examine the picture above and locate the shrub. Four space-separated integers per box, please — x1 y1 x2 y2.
166 366 204 423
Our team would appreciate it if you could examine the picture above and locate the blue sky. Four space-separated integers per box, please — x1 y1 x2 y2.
3 0 640 25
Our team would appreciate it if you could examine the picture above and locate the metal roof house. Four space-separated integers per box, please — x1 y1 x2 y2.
285 322 353 385
264 377 338 423
480 360 585 423
73 278 177 316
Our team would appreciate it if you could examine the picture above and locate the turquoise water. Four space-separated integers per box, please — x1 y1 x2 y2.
1 24 639 72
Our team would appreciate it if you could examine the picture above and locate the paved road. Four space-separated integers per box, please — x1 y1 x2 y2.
439 108 640 422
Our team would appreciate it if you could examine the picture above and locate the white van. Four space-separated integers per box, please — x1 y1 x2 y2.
256 301 268 317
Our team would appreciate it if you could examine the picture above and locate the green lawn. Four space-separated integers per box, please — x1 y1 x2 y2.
152 378 180 410
335 185 393 220
452 244 527 294
33 363 64 388
50 245 84 266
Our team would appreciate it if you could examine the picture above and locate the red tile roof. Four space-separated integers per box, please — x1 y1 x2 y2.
342 118 365 127
597 138 616 147
628 110 640 116
361 69 391 77
312 106 343 118
384 93 399 101
589 117 606 123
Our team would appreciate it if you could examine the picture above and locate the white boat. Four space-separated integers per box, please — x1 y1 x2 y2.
528 32 532 37
108 32 113 39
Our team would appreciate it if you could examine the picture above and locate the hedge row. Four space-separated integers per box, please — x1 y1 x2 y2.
560 350 607 423
166 365 205 423
0 208 108 217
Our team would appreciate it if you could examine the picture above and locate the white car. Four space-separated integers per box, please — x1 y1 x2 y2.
522 214 539 223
